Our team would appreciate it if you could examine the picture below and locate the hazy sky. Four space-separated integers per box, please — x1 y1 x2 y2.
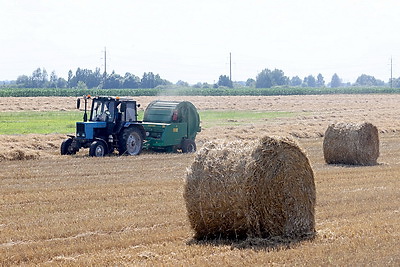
1 0 399 84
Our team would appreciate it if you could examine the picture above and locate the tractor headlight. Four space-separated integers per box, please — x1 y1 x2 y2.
146 132 150 137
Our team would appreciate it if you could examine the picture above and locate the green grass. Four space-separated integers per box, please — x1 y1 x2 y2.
0 111 82 135
199 110 295 128
0 110 296 135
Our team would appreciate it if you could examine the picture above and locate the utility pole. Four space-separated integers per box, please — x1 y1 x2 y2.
229 52 232 82
390 57 393 88
104 47 107 76
103 47 107 87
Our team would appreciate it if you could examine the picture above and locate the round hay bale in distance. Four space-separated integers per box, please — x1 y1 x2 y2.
184 136 316 240
323 122 379 166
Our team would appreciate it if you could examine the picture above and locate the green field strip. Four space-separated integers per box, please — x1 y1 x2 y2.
0 110 296 135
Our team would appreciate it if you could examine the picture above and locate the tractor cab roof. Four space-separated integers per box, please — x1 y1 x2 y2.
91 96 136 103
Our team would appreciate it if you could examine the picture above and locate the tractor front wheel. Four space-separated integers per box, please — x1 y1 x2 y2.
119 127 143 156
89 140 108 157
61 138 77 155
181 139 196 153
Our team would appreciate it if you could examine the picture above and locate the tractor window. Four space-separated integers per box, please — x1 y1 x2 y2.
91 100 115 122
106 101 115 122
91 101 102 121
125 102 136 122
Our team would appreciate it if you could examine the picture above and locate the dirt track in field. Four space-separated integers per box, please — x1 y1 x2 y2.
1 95 399 265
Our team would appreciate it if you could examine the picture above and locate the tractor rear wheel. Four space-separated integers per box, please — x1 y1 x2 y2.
181 139 196 153
119 127 143 155
61 138 77 155
89 140 108 157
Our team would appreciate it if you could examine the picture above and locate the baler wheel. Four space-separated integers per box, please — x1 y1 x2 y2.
181 139 196 153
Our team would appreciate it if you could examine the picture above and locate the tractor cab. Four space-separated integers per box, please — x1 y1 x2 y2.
88 96 138 123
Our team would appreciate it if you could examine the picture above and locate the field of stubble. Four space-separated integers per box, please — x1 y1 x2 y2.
1 95 399 266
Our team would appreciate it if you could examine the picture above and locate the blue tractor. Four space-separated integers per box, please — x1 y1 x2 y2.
61 95 146 157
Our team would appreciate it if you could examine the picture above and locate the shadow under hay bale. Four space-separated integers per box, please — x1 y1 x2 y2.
323 122 379 166
187 233 316 251
184 136 316 241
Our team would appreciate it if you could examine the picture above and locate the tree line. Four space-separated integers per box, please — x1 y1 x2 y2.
246 70 387 88
5 67 400 89
14 68 170 89
212 71 392 88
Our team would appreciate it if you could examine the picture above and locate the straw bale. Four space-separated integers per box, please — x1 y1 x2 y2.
184 136 316 240
323 122 379 166
0 149 39 161
0 134 64 161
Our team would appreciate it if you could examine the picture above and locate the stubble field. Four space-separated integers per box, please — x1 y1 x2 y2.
1 95 399 265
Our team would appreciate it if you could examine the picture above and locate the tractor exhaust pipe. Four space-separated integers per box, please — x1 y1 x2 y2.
77 95 90 122
83 97 88 122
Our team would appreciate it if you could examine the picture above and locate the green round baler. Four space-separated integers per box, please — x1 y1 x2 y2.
142 100 201 153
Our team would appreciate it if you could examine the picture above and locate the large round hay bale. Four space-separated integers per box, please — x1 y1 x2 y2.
323 122 379 166
184 136 316 240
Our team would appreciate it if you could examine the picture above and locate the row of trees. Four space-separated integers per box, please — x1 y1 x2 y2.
247 70 386 88
10 67 397 89
16 68 171 89
16 68 67 89
217 71 388 88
